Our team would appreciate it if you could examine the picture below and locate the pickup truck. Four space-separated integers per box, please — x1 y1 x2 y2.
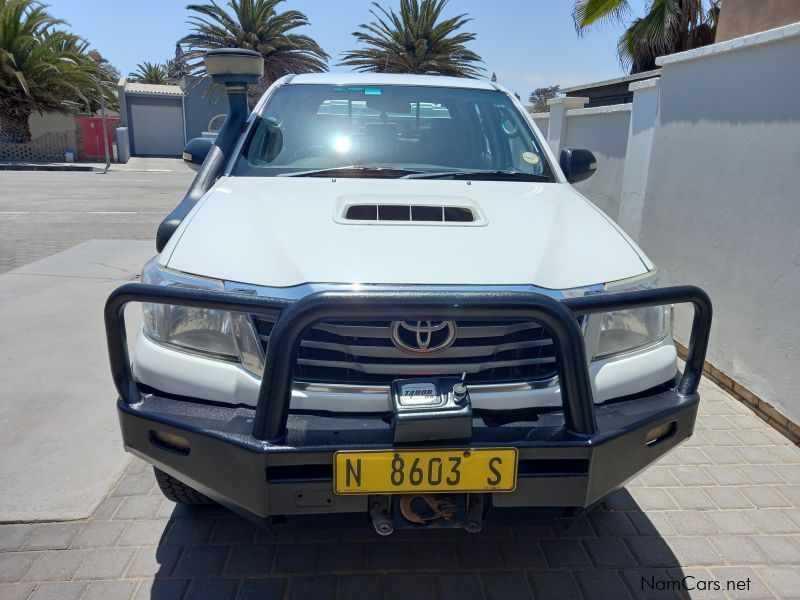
105 49 711 534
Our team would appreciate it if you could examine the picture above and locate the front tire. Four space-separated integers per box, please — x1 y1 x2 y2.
153 467 214 505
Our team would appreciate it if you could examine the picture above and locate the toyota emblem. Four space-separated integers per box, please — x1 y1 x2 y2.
389 320 457 354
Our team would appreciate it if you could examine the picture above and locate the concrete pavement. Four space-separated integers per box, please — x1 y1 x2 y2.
0 241 154 522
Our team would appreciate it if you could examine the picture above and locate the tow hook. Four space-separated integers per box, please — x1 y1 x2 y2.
400 494 457 524
368 493 484 535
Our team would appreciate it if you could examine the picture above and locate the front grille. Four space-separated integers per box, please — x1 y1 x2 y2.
252 316 563 386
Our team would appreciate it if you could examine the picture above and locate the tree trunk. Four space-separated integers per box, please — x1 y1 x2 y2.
0 107 33 144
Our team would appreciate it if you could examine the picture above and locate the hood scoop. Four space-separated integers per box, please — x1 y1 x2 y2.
338 197 485 226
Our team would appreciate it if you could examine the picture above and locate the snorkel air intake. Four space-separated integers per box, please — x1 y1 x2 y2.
155 48 264 252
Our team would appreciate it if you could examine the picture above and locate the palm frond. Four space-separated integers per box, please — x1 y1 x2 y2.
181 0 329 86
1 0 107 118
128 61 170 84
572 0 630 34
339 0 484 77
578 0 713 73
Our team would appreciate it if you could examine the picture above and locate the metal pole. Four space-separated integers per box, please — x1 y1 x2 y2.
96 60 110 173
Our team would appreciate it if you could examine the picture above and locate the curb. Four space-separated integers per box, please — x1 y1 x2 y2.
0 164 97 172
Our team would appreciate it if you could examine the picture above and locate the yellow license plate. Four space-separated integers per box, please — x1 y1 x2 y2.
334 448 518 495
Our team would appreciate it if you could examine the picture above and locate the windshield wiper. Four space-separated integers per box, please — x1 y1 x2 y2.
402 169 550 182
277 166 425 178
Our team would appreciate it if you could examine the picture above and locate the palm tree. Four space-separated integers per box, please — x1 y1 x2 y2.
340 0 484 77
180 0 329 87
573 0 720 73
0 0 106 143
128 62 171 84
64 41 118 114
166 43 189 82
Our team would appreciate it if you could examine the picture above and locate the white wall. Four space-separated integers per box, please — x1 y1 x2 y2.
618 79 660 241
529 112 549 138
562 105 631 221
539 23 800 425
639 24 800 424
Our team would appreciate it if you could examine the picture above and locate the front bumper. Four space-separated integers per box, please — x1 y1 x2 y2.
106 285 712 526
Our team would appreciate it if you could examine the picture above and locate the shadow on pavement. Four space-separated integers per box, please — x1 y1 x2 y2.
147 488 685 599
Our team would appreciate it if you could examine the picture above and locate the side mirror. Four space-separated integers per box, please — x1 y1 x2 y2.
559 147 597 184
182 137 215 171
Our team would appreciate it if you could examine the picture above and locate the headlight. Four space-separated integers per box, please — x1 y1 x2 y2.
141 258 264 375
593 304 671 360
590 270 673 360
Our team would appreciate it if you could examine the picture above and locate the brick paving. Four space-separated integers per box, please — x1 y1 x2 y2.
1 171 799 598
1 378 798 600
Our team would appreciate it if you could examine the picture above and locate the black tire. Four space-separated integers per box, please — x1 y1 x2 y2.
153 467 214 505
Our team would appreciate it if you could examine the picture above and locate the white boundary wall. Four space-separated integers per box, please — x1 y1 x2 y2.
642 23 800 425
541 99 633 221
563 104 631 221
538 22 800 424
529 112 550 139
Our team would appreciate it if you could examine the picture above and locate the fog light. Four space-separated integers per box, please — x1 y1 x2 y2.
645 421 677 447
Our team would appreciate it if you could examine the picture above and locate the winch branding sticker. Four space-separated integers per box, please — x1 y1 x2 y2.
397 382 441 406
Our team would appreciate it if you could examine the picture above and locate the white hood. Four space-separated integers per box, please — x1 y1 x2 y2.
163 177 649 289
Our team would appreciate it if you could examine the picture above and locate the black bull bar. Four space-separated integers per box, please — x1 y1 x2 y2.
105 284 712 444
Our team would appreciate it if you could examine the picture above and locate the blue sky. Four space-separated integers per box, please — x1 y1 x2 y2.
47 0 648 98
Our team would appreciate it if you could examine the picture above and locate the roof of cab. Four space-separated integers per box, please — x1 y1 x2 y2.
287 72 496 90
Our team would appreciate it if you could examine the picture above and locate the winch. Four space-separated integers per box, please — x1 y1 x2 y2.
390 376 472 443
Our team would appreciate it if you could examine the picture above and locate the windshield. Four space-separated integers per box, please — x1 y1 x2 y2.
233 84 554 180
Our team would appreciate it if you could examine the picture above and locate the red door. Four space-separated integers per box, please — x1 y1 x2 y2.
76 116 119 159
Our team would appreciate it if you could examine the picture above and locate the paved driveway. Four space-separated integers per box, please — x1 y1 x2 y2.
0 165 193 274
1 381 798 600
0 170 798 599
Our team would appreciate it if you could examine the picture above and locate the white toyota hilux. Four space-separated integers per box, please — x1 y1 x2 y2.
105 49 711 534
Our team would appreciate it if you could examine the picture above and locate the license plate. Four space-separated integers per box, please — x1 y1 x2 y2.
333 448 518 495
